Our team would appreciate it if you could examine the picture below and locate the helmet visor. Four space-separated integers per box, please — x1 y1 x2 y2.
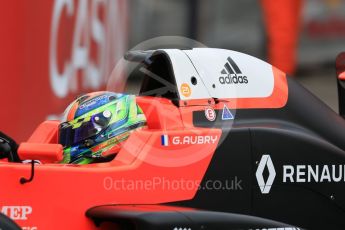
59 111 112 148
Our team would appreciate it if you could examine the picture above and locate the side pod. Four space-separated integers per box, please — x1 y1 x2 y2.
86 205 301 230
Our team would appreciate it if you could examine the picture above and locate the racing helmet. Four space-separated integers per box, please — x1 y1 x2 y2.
59 91 147 164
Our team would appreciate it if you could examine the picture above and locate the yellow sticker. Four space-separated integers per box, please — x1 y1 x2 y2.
180 83 192 97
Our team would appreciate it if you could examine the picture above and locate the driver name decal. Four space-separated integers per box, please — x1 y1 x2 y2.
161 135 218 146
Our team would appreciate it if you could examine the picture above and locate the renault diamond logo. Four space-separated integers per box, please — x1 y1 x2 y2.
256 155 276 194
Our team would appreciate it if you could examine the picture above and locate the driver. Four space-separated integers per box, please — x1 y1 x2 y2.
59 91 147 164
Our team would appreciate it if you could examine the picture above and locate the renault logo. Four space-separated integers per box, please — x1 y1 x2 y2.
256 155 276 194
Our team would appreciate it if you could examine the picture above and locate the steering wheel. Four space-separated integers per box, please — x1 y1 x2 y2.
0 131 21 162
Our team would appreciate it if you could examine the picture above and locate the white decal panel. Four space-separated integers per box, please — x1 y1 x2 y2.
159 48 276 100
158 49 211 100
183 48 275 99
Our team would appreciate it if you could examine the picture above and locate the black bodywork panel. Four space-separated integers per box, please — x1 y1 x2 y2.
173 78 345 229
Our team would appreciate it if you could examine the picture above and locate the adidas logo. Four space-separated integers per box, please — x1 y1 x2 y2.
219 57 248 85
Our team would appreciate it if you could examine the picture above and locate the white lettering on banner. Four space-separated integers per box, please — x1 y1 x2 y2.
1 206 32 220
50 0 126 98
50 0 73 98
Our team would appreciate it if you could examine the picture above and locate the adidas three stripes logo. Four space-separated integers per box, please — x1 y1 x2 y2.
219 57 248 85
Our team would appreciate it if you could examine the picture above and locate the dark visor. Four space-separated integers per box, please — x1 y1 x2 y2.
59 121 98 148
59 111 112 148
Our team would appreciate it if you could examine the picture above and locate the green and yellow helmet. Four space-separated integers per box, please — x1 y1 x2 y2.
59 91 147 164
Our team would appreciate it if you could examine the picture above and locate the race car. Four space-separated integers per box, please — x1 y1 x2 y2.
1 48 345 229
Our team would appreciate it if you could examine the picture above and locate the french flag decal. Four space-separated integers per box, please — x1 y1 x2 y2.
161 134 169 146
